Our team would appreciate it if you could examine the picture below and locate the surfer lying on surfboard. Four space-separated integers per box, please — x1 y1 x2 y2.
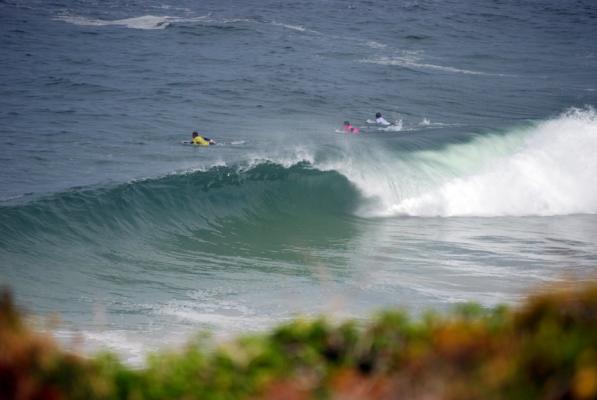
366 112 394 126
375 112 390 126
190 131 216 146
342 121 360 134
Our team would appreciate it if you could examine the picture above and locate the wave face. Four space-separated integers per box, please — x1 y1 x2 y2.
0 163 360 253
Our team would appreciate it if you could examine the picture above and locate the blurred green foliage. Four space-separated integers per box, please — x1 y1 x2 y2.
1 282 596 399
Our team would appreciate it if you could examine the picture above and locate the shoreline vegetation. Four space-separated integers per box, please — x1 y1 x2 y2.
1 282 596 399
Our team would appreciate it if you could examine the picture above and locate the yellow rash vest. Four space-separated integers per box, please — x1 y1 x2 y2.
192 135 210 146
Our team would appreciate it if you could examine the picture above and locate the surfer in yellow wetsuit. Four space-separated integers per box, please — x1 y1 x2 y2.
192 131 216 146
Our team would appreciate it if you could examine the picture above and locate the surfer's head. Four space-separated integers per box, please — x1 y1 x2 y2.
192 131 198 138
376 112 382 119
344 121 350 126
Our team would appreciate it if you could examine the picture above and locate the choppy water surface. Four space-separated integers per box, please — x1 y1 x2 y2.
1 0 597 363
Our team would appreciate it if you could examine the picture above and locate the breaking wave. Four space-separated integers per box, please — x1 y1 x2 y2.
2 108 596 255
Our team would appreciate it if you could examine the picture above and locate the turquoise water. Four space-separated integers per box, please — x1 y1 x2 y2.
1 0 597 363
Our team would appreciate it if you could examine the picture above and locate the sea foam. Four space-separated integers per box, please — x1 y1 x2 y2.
55 14 207 30
361 55 505 76
339 108 597 217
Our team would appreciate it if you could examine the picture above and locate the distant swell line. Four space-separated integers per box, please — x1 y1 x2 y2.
361 56 510 76
54 14 210 30
55 14 314 33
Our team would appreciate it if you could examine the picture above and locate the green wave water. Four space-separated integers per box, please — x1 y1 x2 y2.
0 162 362 254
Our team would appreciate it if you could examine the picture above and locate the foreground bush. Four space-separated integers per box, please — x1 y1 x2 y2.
1 282 596 399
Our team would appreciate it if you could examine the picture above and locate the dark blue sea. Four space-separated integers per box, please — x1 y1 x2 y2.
1 0 597 363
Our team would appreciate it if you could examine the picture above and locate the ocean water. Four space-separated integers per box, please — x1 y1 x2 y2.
1 0 597 364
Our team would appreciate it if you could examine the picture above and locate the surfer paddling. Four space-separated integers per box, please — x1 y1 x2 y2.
374 112 390 126
190 131 216 146
342 121 360 134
